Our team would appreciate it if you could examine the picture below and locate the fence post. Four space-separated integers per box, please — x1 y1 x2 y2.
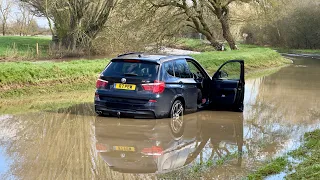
36 43 39 56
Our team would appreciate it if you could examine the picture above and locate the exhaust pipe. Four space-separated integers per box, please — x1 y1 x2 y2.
117 112 121 118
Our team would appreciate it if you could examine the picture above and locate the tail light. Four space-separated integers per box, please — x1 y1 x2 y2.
96 143 108 152
141 146 163 156
96 79 108 89
142 80 165 94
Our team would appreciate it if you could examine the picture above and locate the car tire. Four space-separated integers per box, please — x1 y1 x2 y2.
169 100 185 139
170 100 184 118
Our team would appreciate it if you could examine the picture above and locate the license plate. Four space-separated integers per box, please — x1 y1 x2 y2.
115 83 136 90
113 146 135 152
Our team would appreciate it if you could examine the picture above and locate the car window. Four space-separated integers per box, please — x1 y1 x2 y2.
163 61 175 77
102 60 159 80
187 61 204 79
217 62 241 80
174 59 192 78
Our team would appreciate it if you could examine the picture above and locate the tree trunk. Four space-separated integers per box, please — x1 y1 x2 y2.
207 37 224 51
220 16 237 50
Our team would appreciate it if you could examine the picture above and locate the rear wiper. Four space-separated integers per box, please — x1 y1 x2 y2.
124 73 138 76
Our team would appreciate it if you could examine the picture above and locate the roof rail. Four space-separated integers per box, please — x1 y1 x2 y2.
117 52 143 57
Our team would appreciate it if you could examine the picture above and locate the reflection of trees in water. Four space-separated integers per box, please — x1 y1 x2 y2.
0 112 153 179
256 66 320 123
243 66 320 163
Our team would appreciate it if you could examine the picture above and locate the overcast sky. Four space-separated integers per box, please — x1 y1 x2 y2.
34 17 49 28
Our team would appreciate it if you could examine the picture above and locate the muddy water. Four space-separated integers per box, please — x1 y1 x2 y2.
0 56 319 179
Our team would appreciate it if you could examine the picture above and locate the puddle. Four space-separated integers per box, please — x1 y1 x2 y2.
0 56 319 179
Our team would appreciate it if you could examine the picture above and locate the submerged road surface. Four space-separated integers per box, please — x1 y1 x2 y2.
0 55 319 179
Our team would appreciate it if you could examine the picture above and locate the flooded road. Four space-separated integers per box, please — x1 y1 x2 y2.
0 56 319 179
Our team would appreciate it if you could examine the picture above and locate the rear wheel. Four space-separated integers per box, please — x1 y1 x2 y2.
169 100 185 139
170 100 184 119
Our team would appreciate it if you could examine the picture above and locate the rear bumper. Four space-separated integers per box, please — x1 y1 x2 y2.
95 104 156 118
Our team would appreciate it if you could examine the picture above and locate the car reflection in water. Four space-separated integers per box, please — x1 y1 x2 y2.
95 111 243 174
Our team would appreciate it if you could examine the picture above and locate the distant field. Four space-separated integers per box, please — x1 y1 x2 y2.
0 36 51 60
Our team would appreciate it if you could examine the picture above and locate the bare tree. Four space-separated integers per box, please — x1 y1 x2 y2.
94 0 185 54
16 2 35 36
149 0 254 50
21 0 117 52
0 0 13 36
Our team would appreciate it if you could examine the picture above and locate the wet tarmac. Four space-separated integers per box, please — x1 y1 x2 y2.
0 56 319 179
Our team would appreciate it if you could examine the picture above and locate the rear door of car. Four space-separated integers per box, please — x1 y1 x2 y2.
210 60 245 108
162 59 198 110
173 59 198 110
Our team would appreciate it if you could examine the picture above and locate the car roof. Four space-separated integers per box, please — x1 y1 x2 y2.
112 53 194 64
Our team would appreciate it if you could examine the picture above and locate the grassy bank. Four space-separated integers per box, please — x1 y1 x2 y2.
246 129 320 179
191 46 289 74
0 46 289 96
287 130 320 179
0 42 290 114
169 38 216 52
0 36 51 60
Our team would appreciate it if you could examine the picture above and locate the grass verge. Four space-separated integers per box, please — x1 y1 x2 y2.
247 157 288 180
286 130 320 179
190 46 290 74
169 38 216 52
0 43 290 114
246 129 320 180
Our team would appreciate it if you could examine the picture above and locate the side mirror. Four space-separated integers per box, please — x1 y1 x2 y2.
218 70 228 79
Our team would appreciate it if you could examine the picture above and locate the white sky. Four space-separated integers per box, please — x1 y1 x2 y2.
9 1 49 28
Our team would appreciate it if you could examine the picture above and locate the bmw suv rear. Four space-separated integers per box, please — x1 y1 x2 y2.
95 53 177 118
95 53 245 118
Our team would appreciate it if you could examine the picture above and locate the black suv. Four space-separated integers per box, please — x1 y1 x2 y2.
94 53 245 118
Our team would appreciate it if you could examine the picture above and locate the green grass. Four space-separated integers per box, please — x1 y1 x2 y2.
190 46 290 74
0 59 109 87
247 157 288 180
0 41 290 114
246 130 320 180
0 36 51 60
286 130 320 180
170 38 216 52
170 38 290 74
0 45 290 99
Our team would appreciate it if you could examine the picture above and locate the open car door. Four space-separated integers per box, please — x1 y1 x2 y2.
210 60 245 112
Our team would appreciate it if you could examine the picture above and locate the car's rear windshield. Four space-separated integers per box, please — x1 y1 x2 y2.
102 60 159 80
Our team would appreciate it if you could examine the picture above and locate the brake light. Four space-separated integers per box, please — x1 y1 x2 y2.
96 79 108 89
141 146 163 156
96 143 108 152
142 80 165 94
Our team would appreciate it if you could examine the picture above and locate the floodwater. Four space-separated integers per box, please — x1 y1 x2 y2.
0 55 319 179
